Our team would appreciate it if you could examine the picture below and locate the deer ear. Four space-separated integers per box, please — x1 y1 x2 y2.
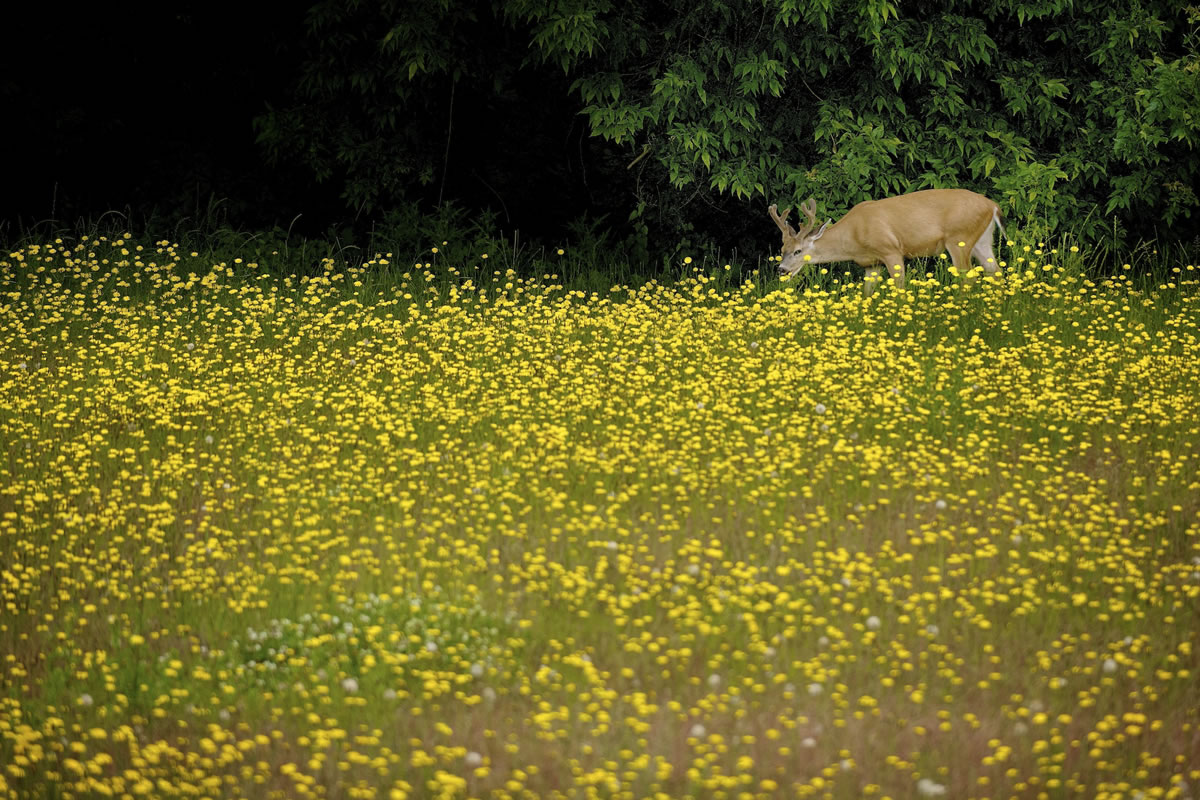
813 220 831 239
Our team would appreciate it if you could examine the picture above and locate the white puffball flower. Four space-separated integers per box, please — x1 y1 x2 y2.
934 498 947 511
689 723 706 739
801 736 817 748
866 615 881 631
383 688 397 701
807 682 823 696
814 403 827 415
708 673 721 688
465 751 483 768
470 663 485 678
1102 658 1118 674
341 677 359 693
917 778 946 797
79 693 94 707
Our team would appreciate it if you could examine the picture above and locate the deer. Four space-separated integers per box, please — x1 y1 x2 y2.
768 189 1005 296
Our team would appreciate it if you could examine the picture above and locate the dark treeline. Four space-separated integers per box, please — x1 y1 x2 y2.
4 1 1199 264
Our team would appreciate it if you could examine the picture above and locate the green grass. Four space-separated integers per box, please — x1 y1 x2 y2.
0 231 1198 800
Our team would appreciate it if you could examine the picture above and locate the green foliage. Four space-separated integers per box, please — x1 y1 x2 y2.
254 1 497 213
261 1 1200 248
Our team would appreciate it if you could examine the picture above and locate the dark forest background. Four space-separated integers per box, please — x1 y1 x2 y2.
4 0 1199 268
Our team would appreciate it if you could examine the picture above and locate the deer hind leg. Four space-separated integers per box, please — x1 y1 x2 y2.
947 240 977 287
972 220 1000 275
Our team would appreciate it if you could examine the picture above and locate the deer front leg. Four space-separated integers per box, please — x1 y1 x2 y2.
863 266 883 297
884 258 905 291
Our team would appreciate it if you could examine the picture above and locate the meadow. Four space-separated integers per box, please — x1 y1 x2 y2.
1 234 1198 800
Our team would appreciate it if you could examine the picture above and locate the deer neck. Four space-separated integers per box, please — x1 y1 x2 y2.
805 222 856 265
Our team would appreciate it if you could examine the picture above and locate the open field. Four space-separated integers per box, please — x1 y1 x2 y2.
1 237 1198 799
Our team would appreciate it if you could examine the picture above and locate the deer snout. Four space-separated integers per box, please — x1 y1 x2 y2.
778 253 805 276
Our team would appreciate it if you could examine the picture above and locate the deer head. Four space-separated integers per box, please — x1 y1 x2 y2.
769 199 831 276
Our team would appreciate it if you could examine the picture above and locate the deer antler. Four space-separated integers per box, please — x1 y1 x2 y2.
797 198 819 237
768 204 797 237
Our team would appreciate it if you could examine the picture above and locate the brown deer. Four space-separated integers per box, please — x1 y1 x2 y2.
769 189 1005 296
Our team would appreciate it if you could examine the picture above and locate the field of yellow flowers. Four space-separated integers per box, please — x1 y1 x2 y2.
1 235 1198 800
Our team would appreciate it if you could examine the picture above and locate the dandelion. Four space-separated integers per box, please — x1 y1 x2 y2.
3 234 1197 800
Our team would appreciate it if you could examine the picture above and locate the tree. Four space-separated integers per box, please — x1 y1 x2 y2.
257 0 1200 247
